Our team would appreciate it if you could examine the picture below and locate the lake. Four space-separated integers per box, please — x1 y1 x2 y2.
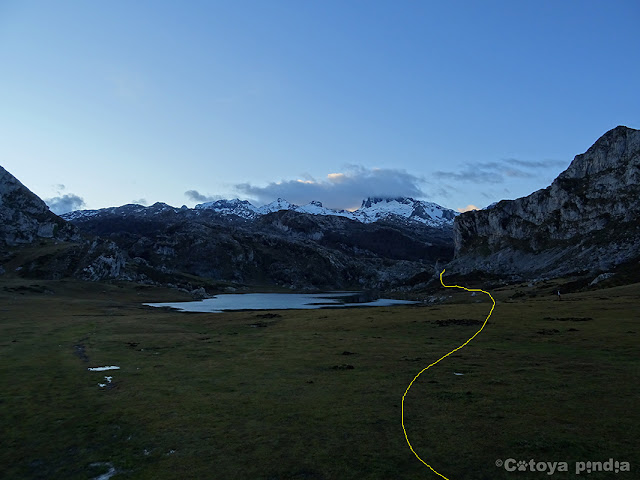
144 292 416 313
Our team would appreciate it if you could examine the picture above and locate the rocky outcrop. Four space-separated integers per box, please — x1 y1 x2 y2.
79 239 127 281
0 165 128 281
15 238 128 281
450 126 640 279
0 165 77 246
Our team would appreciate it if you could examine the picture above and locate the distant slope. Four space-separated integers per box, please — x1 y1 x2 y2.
450 126 640 279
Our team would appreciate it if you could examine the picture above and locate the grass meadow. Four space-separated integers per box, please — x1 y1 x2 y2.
0 277 638 479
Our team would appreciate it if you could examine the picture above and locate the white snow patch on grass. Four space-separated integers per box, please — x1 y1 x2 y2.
98 376 114 388
90 462 117 480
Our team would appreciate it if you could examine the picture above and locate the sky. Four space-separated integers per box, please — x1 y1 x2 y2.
0 1 638 214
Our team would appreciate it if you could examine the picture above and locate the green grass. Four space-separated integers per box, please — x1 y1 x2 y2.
0 278 638 479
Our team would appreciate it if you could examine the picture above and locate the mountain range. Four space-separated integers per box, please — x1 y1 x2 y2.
56 195 454 290
1 125 639 293
62 196 458 228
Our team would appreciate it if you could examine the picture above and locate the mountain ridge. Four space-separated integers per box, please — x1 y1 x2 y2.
63 196 459 228
60 197 455 290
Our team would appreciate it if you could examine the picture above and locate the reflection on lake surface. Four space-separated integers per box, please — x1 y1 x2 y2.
145 292 416 313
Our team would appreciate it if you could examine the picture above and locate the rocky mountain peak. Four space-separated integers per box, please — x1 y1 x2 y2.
559 125 639 180
451 126 640 279
262 198 294 209
360 197 411 209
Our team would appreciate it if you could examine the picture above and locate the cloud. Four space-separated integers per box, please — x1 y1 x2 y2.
132 198 148 206
506 158 568 169
45 194 86 215
434 157 565 184
433 168 502 184
503 168 534 178
235 166 427 210
184 190 221 203
185 190 211 202
457 204 480 213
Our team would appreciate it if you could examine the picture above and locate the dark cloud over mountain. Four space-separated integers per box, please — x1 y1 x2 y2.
184 190 220 202
234 166 427 210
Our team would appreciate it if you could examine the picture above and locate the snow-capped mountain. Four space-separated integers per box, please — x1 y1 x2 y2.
351 197 458 225
196 196 457 227
294 200 341 215
257 198 297 214
62 197 458 228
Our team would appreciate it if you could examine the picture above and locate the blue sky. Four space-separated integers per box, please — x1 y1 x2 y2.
1 1 638 214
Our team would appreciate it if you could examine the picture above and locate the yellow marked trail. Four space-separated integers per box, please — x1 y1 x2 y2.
401 269 496 479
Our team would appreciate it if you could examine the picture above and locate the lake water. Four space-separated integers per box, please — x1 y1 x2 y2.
144 292 416 313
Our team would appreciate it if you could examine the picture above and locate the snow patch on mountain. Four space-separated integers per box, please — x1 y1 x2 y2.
296 201 354 218
257 198 297 215
60 209 101 221
62 203 177 221
194 199 259 219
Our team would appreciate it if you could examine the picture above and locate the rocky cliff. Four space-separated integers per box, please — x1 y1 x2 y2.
0 165 77 246
450 126 640 279
0 165 127 281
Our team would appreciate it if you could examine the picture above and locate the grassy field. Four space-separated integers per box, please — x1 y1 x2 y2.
0 276 638 479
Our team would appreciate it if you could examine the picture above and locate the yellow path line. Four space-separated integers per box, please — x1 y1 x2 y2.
401 269 496 479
